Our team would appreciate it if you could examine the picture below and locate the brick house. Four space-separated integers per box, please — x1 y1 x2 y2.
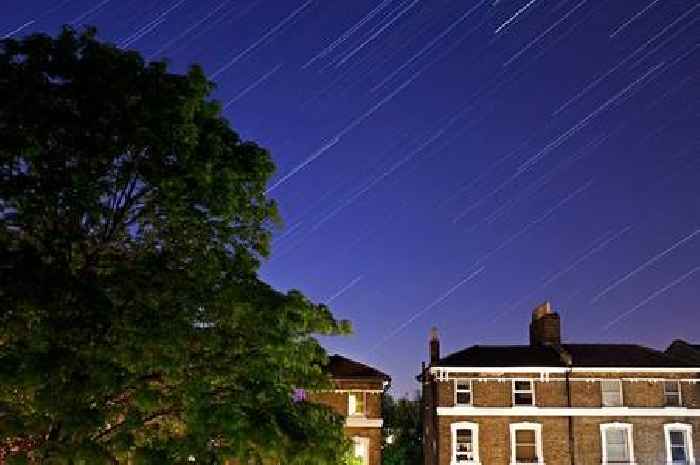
667 341 700 365
421 302 700 465
307 354 391 465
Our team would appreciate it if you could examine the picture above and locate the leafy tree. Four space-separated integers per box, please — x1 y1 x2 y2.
382 394 422 465
0 27 351 465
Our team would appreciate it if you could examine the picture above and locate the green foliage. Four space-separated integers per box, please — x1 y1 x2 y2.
0 27 350 464
382 394 423 465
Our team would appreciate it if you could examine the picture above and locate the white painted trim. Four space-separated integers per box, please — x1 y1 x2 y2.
432 367 569 374
348 392 367 417
664 423 695 465
664 381 683 407
436 377 699 383
430 367 700 375
352 436 370 465
451 421 480 465
346 417 383 428
601 379 624 407
601 423 635 465
512 379 536 406
315 389 384 393
572 368 700 373
455 379 473 406
510 422 544 465
436 406 700 416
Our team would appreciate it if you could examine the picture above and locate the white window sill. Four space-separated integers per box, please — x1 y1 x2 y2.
601 462 636 465
452 461 481 465
510 462 545 465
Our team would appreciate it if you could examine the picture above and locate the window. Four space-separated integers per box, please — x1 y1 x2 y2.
509 423 543 465
664 424 695 465
664 381 682 407
600 423 634 464
451 422 480 465
513 380 535 406
292 388 306 402
601 380 623 407
352 436 370 465
455 380 472 406
348 393 366 416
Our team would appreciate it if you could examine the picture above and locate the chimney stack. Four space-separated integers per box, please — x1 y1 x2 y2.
429 327 440 363
529 302 561 346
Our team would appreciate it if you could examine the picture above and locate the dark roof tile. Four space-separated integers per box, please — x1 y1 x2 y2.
434 343 700 368
326 354 391 380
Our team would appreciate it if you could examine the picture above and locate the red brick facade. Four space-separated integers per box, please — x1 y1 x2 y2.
307 356 389 465
422 304 700 465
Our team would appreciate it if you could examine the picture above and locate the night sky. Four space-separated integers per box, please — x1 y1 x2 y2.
3 0 699 396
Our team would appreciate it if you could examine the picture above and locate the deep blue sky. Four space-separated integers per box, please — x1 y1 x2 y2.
3 0 699 395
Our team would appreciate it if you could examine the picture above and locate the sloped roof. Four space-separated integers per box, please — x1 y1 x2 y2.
666 340 700 364
326 354 391 380
434 343 700 368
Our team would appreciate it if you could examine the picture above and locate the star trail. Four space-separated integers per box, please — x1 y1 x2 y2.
3 0 698 395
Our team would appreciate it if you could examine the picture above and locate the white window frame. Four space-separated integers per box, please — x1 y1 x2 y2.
509 422 544 465
601 379 624 407
451 422 480 465
512 379 536 406
455 379 473 406
348 392 366 417
664 381 683 407
664 423 695 465
352 436 370 465
600 423 635 465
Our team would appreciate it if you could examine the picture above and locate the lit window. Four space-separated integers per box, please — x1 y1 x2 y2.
664 381 682 407
601 380 623 407
455 380 472 406
664 424 695 465
513 380 535 406
353 436 370 465
451 422 480 465
349 393 366 416
601 423 634 464
510 423 543 465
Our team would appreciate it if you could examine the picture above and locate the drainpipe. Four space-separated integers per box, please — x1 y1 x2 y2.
566 368 575 465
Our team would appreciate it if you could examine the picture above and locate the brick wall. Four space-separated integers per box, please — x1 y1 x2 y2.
425 372 700 465
435 415 700 465
306 379 384 465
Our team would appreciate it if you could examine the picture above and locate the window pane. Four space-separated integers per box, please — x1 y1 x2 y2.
356 394 365 414
670 431 685 446
601 381 622 406
457 382 470 391
516 445 537 462
665 381 680 393
457 391 471 405
671 445 687 462
516 430 536 444
605 428 629 462
515 392 534 405
456 429 474 461
515 381 532 391
665 394 681 407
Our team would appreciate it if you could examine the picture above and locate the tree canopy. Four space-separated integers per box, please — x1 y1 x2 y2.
382 394 423 465
0 27 350 465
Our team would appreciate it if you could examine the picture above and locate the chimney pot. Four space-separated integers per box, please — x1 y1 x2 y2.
529 302 561 346
429 327 440 363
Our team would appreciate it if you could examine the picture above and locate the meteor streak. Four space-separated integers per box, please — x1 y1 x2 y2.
495 0 539 34
210 0 313 80
266 71 420 193
326 275 364 303
591 228 700 303
370 266 485 353
2 20 36 38
603 266 700 331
